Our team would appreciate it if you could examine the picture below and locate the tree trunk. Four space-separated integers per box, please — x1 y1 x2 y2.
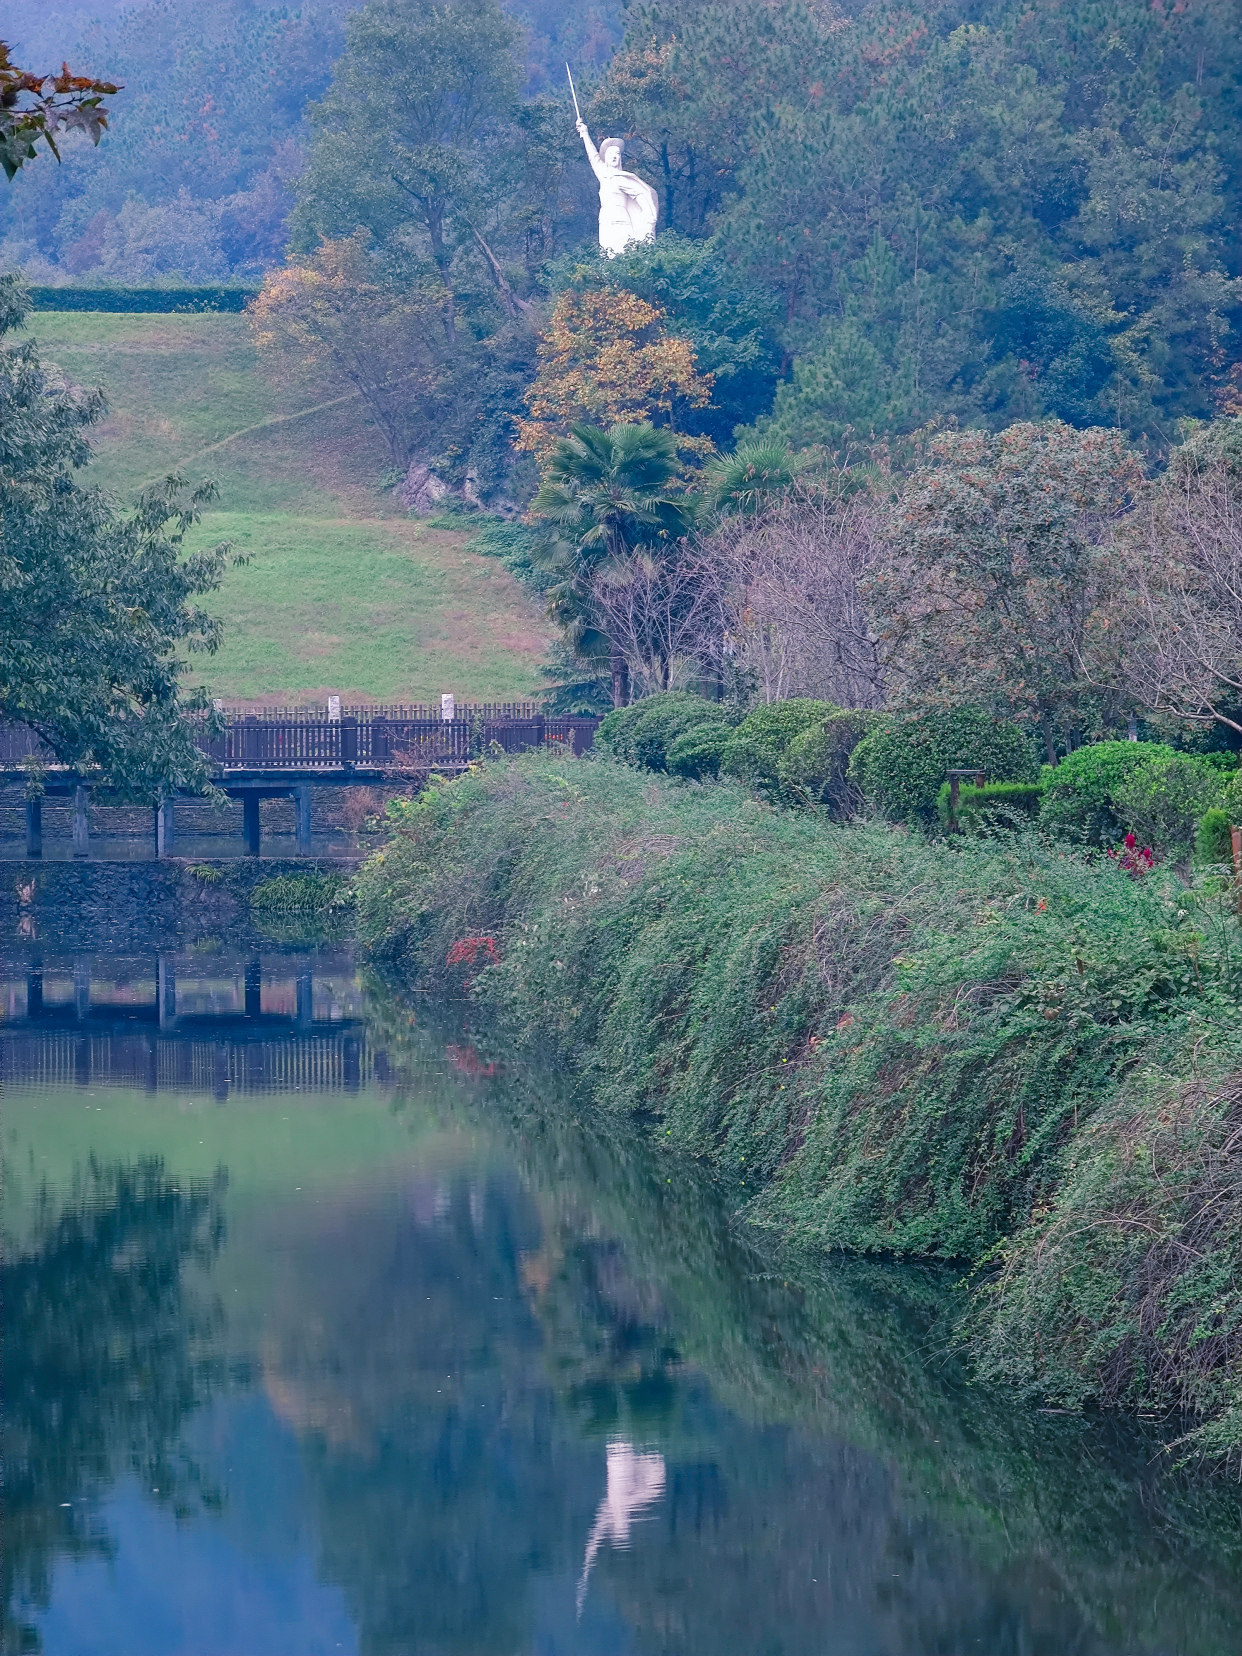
1041 714 1057 766
611 650 630 709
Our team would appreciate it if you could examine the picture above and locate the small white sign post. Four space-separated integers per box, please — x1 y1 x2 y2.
327 696 341 722
441 693 455 723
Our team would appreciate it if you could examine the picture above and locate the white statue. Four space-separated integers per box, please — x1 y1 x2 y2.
575 121 658 255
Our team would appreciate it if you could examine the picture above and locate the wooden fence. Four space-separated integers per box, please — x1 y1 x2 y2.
0 1028 373 1095
0 706 600 773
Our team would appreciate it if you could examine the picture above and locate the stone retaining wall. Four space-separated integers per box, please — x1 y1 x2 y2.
1 857 361 951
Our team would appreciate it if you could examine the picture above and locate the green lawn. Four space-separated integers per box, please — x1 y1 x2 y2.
29 311 550 704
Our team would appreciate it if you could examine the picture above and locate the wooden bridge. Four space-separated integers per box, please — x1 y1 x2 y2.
6 955 379 1097
0 703 600 858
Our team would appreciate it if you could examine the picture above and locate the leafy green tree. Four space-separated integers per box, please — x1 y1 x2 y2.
292 0 525 339
870 421 1142 762
531 421 693 705
0 276 230 794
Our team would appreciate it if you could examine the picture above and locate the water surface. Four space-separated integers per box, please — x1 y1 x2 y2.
3 928 1241 1655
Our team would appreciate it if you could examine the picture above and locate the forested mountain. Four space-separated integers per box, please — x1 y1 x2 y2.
4 0 1238 457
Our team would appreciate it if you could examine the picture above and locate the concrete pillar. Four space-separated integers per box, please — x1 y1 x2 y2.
158 955 176 1030
156 796 175 857
242 793 261 856
343 1035 361 1092
25 799 42 858
212 1043 229 1103
72 784 90 858
244 957 262 1020
26 961 43 1017
296 971 313 1029
73 956 90 1020
294 785 313 854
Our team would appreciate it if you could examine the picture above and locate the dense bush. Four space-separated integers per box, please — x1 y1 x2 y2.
1195 809 1235 867
28 286 256 313
1222 771 1242 823
849 707 1039 825
719 699 839 800
1038 742 1178 846
356 753 1242 1447
666 721 734 781
776 711 876 813
1112 753 1225 858
597 692 736 774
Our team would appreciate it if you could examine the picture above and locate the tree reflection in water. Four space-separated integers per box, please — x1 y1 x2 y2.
0 1161 227 1654
3 955 1242 1656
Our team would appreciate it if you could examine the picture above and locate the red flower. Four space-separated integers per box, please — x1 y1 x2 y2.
1107 834 1154 877
446 935 500 969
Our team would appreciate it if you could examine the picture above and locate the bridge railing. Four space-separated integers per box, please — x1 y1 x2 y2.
0 706 601 773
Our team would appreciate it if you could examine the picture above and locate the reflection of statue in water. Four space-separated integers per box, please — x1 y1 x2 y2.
576 1440 666 1615
575 120 659 256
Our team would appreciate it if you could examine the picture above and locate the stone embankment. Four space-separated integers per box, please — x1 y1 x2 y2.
2 857 359 950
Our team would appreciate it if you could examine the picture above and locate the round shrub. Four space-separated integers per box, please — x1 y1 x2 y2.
597 691 735 773
848 706 1039 826
666 722 734 779
1038 741 1178 847
1112 753 1224 857
720 699 839 799
777 710 876 813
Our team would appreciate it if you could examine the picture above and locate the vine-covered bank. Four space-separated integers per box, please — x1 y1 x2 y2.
356 753 1242 1455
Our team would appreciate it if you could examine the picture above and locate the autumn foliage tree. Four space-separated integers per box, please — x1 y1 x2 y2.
249 233 454 468
515 287 714 466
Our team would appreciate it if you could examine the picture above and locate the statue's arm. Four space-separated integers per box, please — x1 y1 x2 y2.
575 119 607 183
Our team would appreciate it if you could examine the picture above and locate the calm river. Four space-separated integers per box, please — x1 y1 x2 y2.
3 922 1241 1656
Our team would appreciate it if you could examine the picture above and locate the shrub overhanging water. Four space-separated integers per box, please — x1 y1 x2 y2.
356 754 1242 1453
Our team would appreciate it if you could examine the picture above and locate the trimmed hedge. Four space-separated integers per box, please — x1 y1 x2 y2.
1038 741 1177 846
936 779 1045 832
28 286 257 314
597 692 737 774
849 706 1039 825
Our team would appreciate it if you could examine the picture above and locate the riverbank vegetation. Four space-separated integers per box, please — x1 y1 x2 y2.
356 751 1242 1453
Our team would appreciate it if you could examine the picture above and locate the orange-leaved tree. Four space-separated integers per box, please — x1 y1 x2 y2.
515 286 714 466
249 234 453 467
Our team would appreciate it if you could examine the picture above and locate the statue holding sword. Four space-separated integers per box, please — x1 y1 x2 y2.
567 65 658 256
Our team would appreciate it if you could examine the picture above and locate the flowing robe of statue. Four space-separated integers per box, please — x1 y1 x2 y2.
575 121 658 256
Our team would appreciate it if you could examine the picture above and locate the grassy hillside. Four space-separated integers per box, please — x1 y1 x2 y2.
28 311 550 705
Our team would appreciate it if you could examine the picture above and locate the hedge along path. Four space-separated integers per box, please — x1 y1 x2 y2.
355 753 1242 1446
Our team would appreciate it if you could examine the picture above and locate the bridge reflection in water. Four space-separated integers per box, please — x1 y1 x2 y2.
0 946 384 1100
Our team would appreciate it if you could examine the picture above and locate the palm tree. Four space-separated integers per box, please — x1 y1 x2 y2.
531 422 694 707
702 437 798 518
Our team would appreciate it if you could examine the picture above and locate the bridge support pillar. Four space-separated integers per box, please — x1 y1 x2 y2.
244 957 262 1019
25 798 42 858
156 796 175 857
294 785 312 854
72 785 90 858
158 956 177 1030
296 971 313 1029
242 794 261 856
73 956 91 1020
27 961 42 1017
